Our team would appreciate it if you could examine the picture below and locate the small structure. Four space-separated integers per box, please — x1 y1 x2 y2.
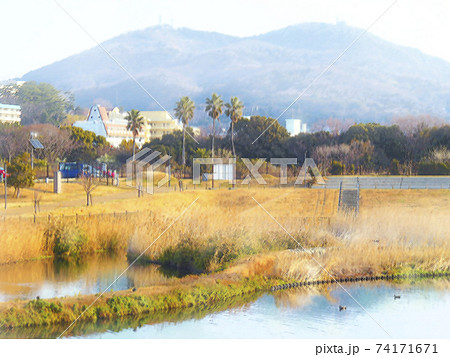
213 163 235 181
54 171 62 194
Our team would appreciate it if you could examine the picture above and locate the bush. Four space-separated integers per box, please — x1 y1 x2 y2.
44 224 88 258
417 162 450 175
349 164 355 175
329 160 345 175
389 159 401 175
7 152 35 198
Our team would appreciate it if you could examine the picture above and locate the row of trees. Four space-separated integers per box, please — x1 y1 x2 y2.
173 94 243 185
1 84 449 188
124 94 244 185
143 114 450 176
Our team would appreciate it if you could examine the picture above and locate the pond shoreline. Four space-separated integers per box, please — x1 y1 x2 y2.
1 268 448 333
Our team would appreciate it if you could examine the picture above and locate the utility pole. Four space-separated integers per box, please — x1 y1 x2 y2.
303 151 307 187
31 146 34 169
4 161 7 210
168 159 171 188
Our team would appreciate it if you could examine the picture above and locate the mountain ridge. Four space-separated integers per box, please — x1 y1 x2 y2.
21 23 450 126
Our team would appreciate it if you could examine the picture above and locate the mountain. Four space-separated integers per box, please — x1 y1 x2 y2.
21 23 450 126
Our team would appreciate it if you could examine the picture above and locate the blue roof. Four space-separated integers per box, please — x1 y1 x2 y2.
0 103 21 110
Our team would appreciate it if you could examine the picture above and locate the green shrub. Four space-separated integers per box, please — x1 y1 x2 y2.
417 162 450 175
389 159 401 175
45 224 88 258
349 164 355 175
330 160 345 175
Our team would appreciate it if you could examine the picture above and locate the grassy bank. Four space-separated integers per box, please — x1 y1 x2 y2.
0 290 263 338
0 262 448 331
0 273 277 330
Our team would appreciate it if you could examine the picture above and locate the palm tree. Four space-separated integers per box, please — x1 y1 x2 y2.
205 93 224 189
174 96 195 176
205 93 224 158
125 109 145 160
225 97 244 158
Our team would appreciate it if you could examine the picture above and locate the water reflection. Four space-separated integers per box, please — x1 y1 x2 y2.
0 255 171 302
2 279 448 339
82 279 449 339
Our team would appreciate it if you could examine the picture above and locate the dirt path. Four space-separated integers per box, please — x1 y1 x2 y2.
0 190 137 217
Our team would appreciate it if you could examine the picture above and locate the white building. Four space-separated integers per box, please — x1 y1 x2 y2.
213 163 235 181
140 111 182 141
73 105 182 147
73 105 146 147
285 118 307 136
0 103 21 124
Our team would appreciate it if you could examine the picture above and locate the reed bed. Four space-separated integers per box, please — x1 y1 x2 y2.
0 188 448 280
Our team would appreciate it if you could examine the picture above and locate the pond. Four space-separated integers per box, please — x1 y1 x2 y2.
0 255 173 302
77 279 449 339
0 255 448 339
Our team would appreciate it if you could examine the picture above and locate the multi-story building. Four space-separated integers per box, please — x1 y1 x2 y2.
285 118 307 136
140 111 182 141
0 103 21 124
73 105 182 147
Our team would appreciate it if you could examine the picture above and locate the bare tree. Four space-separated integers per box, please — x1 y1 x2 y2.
27 124 76 163
33 191 41 214
0 126 28 161
391 115 445 175
312 117 355 134
313 143 362 175
392 115 446 136
80 175 98 206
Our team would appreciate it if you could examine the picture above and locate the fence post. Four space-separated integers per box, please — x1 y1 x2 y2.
338 181 343 212
76 213 78 224
356 177 360 216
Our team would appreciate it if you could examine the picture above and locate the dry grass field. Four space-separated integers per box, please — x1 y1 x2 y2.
0 182 448 279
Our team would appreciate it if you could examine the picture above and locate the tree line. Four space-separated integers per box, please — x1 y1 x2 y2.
1 85 449 198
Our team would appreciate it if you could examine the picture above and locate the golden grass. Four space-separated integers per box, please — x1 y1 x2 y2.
0 187 449 281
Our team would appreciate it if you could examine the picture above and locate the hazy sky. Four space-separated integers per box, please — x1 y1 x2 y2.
1 0 450 81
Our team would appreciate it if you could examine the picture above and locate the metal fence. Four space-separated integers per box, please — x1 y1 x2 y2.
314 176 450 189
0 209 141 224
